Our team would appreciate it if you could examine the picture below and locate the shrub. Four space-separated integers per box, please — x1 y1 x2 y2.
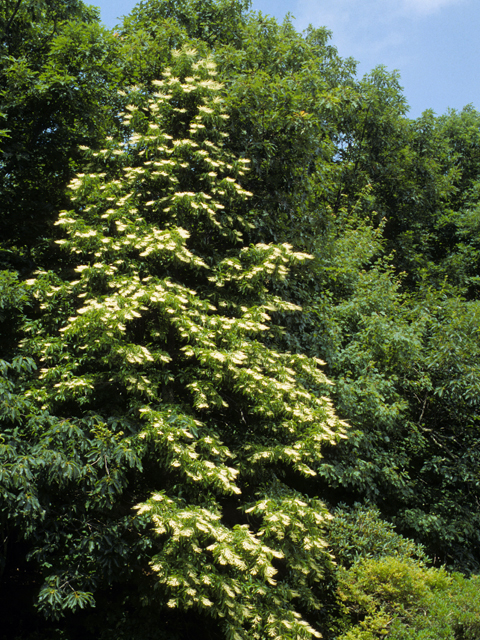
335 556 480 640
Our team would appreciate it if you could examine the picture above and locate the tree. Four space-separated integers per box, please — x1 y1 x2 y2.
119 0 359 250
285 206 480 571
0 0 120 270
1 47 346 639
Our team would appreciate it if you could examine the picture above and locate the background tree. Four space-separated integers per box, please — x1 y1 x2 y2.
0 0 120 271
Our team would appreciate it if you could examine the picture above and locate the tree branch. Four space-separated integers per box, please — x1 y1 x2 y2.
2 0 24 45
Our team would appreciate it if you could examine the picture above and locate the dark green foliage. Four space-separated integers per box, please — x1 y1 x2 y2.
297 216 480 570
327 504 429 568
0 0 121 269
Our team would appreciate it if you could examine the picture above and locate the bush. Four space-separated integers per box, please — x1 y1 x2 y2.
335 556 480 640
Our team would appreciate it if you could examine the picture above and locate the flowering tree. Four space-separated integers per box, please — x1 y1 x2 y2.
2 48 346 639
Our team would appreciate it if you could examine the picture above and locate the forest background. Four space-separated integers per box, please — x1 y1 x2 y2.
1 1 480 639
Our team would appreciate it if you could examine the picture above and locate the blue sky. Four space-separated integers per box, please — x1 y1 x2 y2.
95 0 479 119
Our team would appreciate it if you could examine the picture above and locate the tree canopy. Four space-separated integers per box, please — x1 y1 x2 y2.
1 1 480 639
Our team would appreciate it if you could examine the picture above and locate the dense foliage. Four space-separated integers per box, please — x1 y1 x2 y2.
1 1 480 638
